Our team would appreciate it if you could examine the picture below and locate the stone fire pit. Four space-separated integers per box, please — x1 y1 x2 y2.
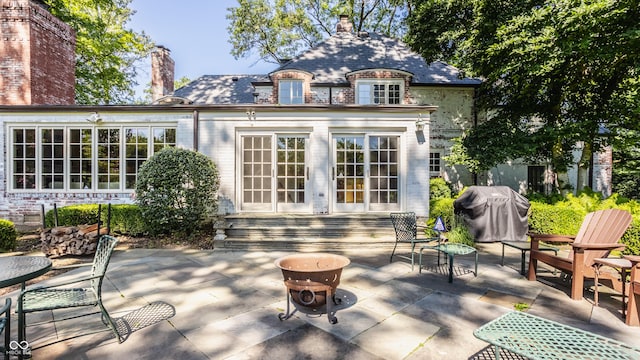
274 253 350 324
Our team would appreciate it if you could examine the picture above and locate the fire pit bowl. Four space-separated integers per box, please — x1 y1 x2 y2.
275 253 350 324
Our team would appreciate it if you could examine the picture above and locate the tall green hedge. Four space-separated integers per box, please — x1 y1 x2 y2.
528 202 586 236
45 204 146 235
0 219 17 251
430 185 640 255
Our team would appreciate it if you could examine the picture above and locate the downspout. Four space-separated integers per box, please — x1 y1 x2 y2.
472 88 478 185
193 110 199 151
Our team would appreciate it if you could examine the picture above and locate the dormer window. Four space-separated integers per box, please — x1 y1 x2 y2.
279 80 304 104
356 80 402 105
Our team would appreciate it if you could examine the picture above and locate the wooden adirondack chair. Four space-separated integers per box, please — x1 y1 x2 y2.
527 209 632 300
625 255 640 326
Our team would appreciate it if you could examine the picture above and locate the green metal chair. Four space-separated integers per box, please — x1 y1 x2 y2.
18 235 121 345
390 212 440 271
0 298 10 360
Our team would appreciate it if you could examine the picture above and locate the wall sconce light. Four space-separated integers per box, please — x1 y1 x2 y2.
415 114 426 132
86 112 103 124
246 110 256 121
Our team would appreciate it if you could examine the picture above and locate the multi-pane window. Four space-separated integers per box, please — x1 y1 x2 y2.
70 129 92 189
41 129 65 189
357 81 402 105
429 152 441 177
125 128 148 189
278 80 304 104
97 129 120 190
153 128 176 152
12 129 36 190
9 126 176 191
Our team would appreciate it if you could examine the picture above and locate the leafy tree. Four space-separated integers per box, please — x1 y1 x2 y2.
174 76 192 90
226 0 412 64
613 132 640 200
406 0 640 193
45 0 153 104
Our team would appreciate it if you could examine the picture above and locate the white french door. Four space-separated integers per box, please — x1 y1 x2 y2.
332 134 401 213
240 133 310 212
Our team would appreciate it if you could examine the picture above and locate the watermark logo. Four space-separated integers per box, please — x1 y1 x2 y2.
8 340 31 357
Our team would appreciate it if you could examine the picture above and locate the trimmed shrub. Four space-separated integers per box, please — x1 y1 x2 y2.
430 178 452 202
135 147 219 235
45 204 99 227
528 202 586 236
108 204 146 235
44 204 146 236
0 219 18 251
622 216 640 255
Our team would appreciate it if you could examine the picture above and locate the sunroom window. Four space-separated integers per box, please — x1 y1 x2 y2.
278 80 304 104
357 80 402 105
9 126 176 192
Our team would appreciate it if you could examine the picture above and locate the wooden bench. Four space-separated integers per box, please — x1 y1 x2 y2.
474 311 640 360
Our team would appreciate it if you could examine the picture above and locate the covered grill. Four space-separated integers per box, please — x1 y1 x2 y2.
454 186 530 243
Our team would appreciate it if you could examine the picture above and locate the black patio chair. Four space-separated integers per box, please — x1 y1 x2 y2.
18 235 121 345
390 212 440 271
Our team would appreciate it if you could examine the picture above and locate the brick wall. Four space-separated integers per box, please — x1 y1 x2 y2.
270 71 313 103
0 0 75 105
151 46 175 102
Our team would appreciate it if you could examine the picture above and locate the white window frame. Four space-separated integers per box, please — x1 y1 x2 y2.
429 152 442 178
356 80 403 105
8 125 176 192
278 80 304 104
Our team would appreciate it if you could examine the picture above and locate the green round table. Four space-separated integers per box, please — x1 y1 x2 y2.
0 256 52 290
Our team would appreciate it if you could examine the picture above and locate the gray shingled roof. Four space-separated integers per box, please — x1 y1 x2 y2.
276 32 480 85
175 32 480 104
174 75 270 104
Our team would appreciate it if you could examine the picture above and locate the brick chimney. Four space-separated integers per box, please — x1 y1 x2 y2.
336 15 353 33
151 45 175 102
0 0 76 105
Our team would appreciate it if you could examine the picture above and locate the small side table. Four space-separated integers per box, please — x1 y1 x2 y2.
501 240 559 275
420 243 477 283
593 257 632 317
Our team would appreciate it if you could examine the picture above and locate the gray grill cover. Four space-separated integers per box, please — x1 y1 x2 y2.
453 186 530 243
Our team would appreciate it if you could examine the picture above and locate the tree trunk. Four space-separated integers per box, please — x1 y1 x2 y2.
576 142 592 193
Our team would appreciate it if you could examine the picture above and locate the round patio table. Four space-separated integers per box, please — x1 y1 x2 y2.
0 256 52 290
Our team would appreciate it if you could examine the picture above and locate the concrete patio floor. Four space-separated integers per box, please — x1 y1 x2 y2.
2 242 639 359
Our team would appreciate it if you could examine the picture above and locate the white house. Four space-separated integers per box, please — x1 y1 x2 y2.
0 8 611 229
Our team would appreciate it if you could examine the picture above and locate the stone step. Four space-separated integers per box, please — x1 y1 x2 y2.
216 214 398 251
214 237 398 252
